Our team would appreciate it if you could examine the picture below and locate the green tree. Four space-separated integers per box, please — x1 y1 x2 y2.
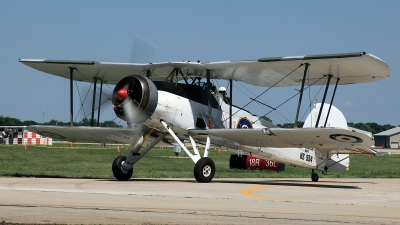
22 120 39 126
0 116 23 126
0 116 122 128
101 120 123 127
347 122 395 134
277 122 304 128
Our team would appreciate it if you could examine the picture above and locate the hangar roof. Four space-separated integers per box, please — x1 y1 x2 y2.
375 127 400 136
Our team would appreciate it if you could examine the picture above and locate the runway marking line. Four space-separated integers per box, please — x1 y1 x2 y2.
241 183 400 214
240 185 280 201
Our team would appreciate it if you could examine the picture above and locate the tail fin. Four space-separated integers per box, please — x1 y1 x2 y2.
303 103 348 129
303 103 350 172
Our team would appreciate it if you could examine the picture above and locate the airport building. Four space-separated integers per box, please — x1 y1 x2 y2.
374 127 400 148
0 126 52 145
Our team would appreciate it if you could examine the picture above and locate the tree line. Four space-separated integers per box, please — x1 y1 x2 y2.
0 116 122 128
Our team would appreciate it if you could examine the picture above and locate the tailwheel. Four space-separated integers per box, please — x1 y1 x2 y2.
112 155 133 181
311 172 319 182
194 157 215 183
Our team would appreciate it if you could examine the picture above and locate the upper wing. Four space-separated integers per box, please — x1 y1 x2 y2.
28 125 141 144
19 52 390 87
190 127 375 154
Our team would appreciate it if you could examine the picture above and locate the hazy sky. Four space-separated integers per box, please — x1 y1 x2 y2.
1 1 399 126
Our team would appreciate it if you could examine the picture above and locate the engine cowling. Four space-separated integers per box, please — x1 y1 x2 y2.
112 75 158 124
230 155 285 172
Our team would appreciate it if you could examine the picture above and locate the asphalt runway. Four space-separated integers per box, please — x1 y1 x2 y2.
0 178 399 224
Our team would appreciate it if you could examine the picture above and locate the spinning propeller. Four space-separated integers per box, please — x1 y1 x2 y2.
112 75 158 125
110 37 162 181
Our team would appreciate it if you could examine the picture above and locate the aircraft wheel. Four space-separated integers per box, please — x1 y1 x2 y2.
311 172 319 182
194 157 215 183
112 155 133 181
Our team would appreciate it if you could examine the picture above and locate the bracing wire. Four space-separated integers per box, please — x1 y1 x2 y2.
216 64 304 127
233 64 304 117
253 76 326 123
233 64 303 115
300 78 325 122
74 81 92 122
69 69 124 126
93 84 113 111
236 81 293 124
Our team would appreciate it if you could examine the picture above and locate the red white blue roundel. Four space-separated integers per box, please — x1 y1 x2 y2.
330 134 363 143
236 117 253 129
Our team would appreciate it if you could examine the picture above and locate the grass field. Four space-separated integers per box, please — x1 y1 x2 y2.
1 143 400 179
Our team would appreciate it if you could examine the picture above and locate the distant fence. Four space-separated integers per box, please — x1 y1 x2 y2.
0 126 52 145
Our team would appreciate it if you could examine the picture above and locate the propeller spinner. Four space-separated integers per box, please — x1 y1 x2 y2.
117 88 128 101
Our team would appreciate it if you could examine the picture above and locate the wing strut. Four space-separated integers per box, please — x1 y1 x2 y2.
69 67 75 126
229 79 233 129
324 78 340 127
146 69 151 79
294 63 308 128
96 78 103 127
206 69 213 128
89 77 104 127
90 77 97 126
315 75 333 127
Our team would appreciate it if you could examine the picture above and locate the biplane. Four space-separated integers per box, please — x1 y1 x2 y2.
19 52 391 182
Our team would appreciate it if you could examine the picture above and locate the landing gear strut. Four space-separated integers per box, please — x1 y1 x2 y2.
112 130 166 181
161 120 215 183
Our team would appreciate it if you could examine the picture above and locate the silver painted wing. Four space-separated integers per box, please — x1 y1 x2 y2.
19 52 390 87
28 125 141 144
190 127 376 154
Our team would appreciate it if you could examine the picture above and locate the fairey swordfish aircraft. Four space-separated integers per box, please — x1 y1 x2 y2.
19 52 391 182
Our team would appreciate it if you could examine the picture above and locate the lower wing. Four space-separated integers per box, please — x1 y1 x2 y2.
190 127 375 154
28 125 143 144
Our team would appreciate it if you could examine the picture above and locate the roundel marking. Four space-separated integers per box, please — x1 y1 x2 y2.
329 134 363 143
236 117 253 129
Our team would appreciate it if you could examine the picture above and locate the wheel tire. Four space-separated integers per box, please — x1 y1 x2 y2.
311 173 319 182
112 155 133 181
194 157 215 183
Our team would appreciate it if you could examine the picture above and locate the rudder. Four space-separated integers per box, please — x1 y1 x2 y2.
304 103 350 172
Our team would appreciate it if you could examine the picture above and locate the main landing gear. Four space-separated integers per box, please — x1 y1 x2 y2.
112 126 166 181
161 120 216 183
112 121 216 183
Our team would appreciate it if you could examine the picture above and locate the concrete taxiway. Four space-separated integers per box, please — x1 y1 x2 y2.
0 178 399 224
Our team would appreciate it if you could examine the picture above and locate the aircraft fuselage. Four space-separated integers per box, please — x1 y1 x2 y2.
145 81 325 171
